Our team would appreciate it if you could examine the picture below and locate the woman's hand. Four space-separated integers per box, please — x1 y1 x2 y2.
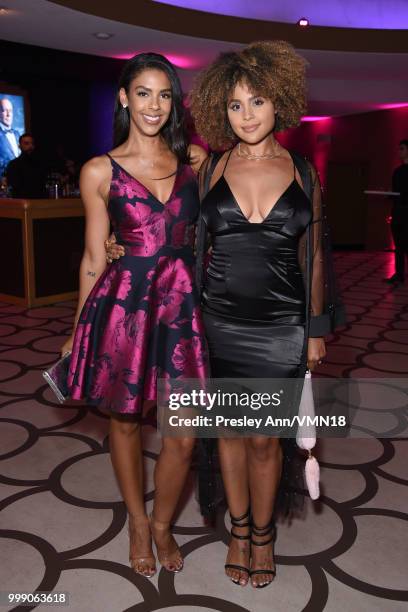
61 336 74 357
307 337 326 371
189 144 208 174
105 234 125 263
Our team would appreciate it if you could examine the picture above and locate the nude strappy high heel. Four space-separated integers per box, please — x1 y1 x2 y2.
128 515 156 578
149 513 183 573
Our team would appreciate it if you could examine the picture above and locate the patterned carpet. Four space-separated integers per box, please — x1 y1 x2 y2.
0 251 407 612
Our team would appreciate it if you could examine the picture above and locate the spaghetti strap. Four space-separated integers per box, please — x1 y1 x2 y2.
105 153 114 182
221 148 234 176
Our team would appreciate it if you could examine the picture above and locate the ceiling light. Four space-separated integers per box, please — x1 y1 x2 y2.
93 32 114 40
297 18 309 27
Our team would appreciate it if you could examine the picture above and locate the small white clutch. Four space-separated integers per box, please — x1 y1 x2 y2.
296 370 320 500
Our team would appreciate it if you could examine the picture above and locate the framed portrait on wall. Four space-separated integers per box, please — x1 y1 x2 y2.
0 84 30 176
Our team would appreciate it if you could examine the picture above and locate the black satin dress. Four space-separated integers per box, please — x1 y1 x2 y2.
197 151 314 518
201 153 312 379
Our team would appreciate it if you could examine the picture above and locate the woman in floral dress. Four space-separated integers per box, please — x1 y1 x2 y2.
62 53 208 578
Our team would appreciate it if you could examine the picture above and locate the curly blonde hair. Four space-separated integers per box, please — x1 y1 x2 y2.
190 40 308 150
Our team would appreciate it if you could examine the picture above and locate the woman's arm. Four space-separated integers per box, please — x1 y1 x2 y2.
61 157 110 354
189 144 208 174
195 154 216 294
306 163 326 370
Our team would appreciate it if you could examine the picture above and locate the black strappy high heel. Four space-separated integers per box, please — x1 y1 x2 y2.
249 520 277 588
224 508 251 585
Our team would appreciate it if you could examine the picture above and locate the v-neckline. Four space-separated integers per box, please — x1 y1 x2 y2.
110 156 179 206
221 175 295 225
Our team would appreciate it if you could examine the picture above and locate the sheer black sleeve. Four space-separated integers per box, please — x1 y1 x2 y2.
195 156 213 296
308 164 327 336
299 162 346 337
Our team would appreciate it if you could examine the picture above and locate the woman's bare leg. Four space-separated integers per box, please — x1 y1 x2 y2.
151 436 195 571
218 437 250 586
109 415 156 576
247 436 282 587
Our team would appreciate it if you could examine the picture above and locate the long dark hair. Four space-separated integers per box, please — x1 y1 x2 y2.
113 52 190 164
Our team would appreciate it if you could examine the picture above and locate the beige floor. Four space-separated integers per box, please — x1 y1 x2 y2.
0 251 407 611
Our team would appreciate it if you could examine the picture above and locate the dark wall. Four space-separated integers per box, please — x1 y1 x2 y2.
0 40 125 163
278 106 408 249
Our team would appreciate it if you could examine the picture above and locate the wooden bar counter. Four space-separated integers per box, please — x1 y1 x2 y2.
0 198 84 307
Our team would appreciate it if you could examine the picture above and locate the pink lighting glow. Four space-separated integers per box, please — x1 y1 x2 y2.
112 53 135 60
298 18 309 26
301 116 331 122
111 52 199 69
165 54 200 69
375 103 408 110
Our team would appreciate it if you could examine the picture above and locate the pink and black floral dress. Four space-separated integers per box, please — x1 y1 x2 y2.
68 154 209 417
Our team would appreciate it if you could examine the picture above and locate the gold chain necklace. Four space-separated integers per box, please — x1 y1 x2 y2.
236 141 282 161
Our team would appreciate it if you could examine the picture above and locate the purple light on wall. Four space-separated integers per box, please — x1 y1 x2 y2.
89 81 116 156
153 0 408 29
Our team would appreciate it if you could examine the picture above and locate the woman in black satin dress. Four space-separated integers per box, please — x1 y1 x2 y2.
190 41 327 588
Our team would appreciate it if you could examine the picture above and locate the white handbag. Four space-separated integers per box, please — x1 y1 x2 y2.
296 370 320 500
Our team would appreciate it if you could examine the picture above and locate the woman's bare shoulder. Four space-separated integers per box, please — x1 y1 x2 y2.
80 155 113 203
81 154 111 179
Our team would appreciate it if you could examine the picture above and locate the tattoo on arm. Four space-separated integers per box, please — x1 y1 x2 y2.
86 270 96 277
